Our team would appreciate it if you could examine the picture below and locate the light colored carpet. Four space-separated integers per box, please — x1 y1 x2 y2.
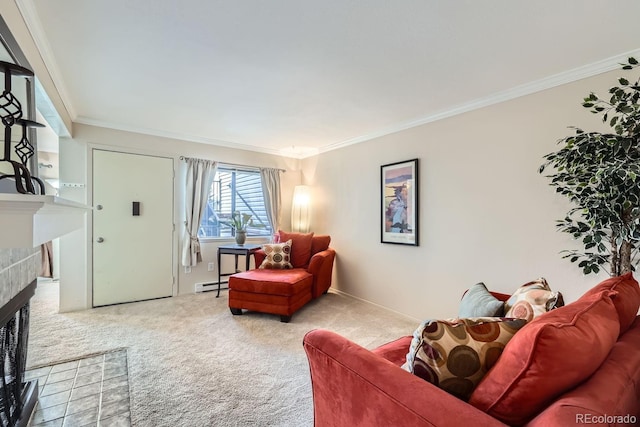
27 280 418 427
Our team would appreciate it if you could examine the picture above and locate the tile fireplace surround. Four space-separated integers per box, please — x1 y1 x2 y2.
0 248 40 307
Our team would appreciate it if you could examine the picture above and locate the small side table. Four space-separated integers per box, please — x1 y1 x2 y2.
216 243 261 298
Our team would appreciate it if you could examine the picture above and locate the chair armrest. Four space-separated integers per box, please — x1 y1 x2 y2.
253 249 266 268
306 248 336 298
303 329 508 427
371 335 413 366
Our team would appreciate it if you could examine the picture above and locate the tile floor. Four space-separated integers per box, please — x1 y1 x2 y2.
25 349 131 427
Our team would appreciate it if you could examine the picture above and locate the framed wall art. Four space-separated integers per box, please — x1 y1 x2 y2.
381 158 419 246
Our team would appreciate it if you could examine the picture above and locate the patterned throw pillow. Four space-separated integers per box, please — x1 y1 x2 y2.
504 278 564 321
258 240 293 269
403 317 528 401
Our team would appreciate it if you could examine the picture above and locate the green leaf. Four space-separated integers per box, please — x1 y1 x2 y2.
545 57 640 276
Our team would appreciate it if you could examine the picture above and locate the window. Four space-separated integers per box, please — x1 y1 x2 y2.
198 167 272 238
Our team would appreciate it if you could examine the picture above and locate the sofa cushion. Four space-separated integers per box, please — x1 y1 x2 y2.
459 283 505 318
310 235 331 255
504 278 564 321
525 316 640 426
278 231 314 268
258 240 293 269
229 269 312 295
469 290 620 426
580 272 640 336
403 317 528 401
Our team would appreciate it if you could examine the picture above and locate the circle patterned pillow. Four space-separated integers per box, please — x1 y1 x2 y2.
403 317 528 401
259 239 293 269
504 278 564 321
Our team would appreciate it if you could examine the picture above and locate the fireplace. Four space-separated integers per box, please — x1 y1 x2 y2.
0 247 41 427
0 279 37 427
0 196 89 427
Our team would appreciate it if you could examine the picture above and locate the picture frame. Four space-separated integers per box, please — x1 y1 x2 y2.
381 158 419 246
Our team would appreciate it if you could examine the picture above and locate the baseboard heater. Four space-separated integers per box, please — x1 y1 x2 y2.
195 282 227 293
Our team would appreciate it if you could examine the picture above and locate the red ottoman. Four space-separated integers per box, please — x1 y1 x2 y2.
228 269 313 323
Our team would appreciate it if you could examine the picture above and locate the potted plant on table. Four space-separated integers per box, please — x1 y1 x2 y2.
219 211 261 245
540 57 640 277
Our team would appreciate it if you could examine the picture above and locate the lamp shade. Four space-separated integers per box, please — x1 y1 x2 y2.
291 185 311 232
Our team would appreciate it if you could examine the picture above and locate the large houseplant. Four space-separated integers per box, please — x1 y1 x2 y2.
540 57 640 277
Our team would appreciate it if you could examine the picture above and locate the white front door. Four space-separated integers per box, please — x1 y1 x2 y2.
93 150 174 306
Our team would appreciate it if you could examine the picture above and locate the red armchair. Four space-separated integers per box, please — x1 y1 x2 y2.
229 232 336 322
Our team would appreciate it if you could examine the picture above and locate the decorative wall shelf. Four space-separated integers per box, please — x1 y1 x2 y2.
0 194 90 248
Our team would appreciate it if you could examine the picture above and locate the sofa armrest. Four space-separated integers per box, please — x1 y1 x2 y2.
371 335 413 366
306 248 335 298
253 249 266 268
303 329 508 427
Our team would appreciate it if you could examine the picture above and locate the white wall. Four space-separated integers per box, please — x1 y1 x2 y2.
58 137 88 312
58 123 301 311
302 69 621 321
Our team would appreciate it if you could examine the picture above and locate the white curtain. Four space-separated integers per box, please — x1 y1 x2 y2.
260 168 282 234
182 158 217 266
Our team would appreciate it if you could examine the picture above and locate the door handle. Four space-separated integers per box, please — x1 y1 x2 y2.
96 237 104 243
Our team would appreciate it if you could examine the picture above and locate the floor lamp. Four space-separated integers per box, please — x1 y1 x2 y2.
291 185 311 232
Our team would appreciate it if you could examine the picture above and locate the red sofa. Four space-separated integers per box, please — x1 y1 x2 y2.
229 232 336 322
303 274 640 426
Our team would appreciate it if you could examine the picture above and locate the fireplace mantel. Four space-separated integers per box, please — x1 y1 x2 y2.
0 194 90 248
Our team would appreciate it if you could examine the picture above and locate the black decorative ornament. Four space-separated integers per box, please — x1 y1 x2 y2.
0 61 45 194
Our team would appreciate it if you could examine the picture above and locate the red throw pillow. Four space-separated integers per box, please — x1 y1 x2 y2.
278 230 314 268
468 290 620 426
579 272 640 336
310 235 331 255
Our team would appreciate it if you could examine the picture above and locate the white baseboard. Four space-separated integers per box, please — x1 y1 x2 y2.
330 288 420 323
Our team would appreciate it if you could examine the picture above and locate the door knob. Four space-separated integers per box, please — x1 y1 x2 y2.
96 237 104 243
96 205 103 210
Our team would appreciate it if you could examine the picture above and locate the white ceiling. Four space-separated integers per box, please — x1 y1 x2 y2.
19 0 640 158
